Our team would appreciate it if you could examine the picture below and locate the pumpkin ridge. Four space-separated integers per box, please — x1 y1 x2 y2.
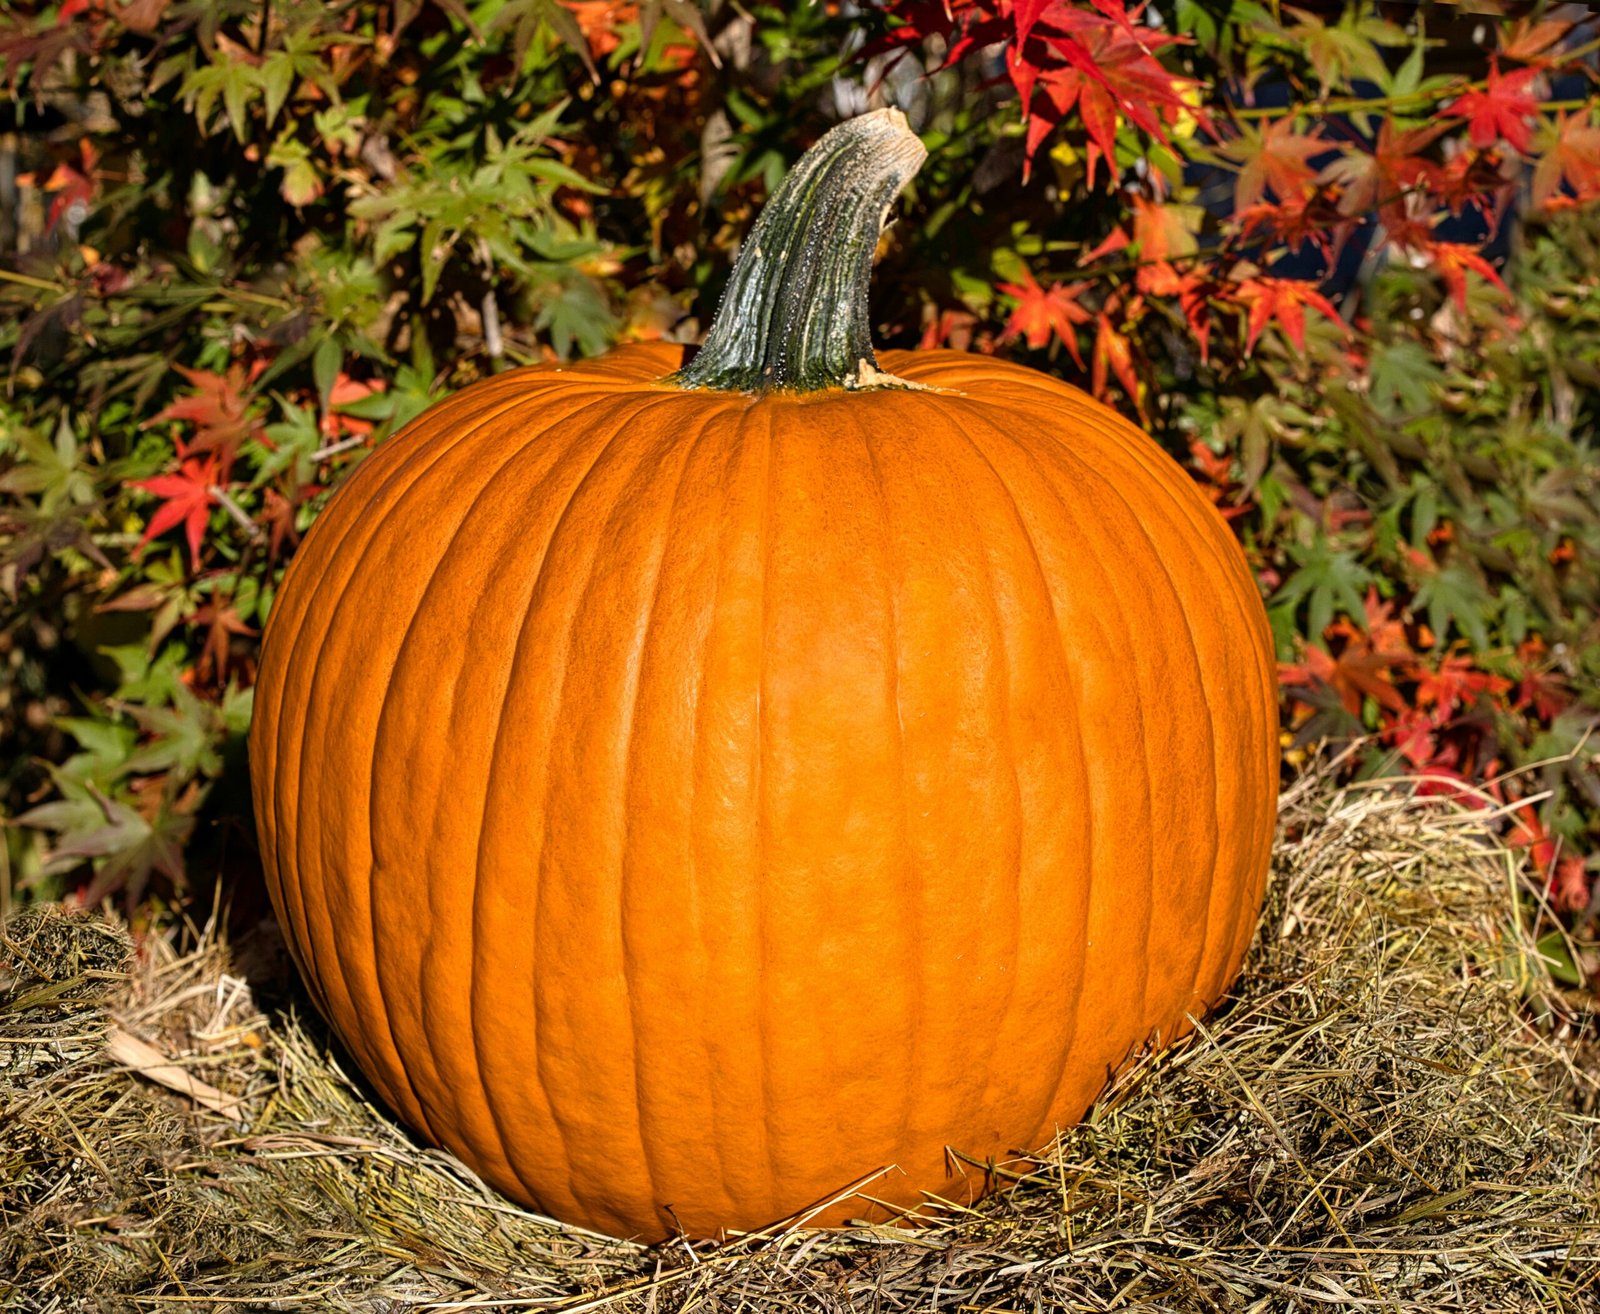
936 400 1102 1140
614 412 721 1229
1031 402 1224 1033
1017 381 1275 1012
1023 378 1276 993
966 372 1271 990
377 389 644 1200
260 378 534 1036
856 414 922 1177
361 392 619 1165
751 399 780 1212
456 393 641 1224
679 421 751 1220
508 394 696 1233
687 406 782 1224
1078 411 1258 1008
1061 395 1277 994
278 384 556 1141
468 394 669 1211
903 398 1030 1135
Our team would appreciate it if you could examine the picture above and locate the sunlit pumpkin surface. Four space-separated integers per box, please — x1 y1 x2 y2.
249 343 1278 1240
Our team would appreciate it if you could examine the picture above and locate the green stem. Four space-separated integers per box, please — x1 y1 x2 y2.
670 108 928 394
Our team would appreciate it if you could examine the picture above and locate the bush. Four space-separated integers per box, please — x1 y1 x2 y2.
1 1 1596 966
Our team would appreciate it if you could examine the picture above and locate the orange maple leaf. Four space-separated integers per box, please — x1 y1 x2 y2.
997 266 1090 368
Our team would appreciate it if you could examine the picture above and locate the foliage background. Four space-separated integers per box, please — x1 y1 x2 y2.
1 0 1597 981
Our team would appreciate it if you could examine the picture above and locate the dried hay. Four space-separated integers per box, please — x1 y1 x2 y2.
2 772 1597 1312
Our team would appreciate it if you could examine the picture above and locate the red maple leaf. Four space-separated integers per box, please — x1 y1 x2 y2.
148 363 263 471
131 440 219 570
1513 636 1572 720
1323 119 1448 223
919 306 979 351
1383 709 1438 768
320 374 384 439
1130 196 1199 294
1235 189 1350 260
34 137 98 231
1222 118 1332 211
1433 145 1516 222
1282 599 1419 718
1233 276 1344 353
1553 854 1591 913
1508 800 1561 876
260 484 308 562
1092 310 1143 415
1016 1 1197 182
1357 587 1409 653
1188 437 1232 488
1446 61 1542 155
1414 651 1513 721
1282 636 1415 718
1013 0 1055 46
997 266 1090 368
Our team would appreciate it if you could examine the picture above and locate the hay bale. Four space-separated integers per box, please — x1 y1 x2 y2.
2 777 1596 1312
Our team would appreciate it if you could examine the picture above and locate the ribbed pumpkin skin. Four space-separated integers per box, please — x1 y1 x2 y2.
249 342 1278 1241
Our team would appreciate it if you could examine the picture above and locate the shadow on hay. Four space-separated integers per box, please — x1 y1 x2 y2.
2 773 1598 1312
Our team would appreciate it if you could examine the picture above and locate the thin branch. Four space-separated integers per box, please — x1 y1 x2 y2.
209 486 264 540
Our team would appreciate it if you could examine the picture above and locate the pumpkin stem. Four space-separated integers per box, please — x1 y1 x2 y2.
670 108 927 394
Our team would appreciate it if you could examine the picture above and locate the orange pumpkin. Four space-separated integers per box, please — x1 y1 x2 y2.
249 110 1277 1242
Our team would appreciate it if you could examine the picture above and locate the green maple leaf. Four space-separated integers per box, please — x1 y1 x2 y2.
1272 536 1375 641
1413 562 1494 651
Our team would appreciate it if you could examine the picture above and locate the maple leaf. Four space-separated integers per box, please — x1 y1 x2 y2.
1235 189 1349 260
1513 636 1572 721
1445 61 1541 155
37 137 98 230
1130 196 1199 294
1508 800 1561 875
1221 117 1333 211
997 266 1090 368
1232 276 1344 353
1532 111 1600 210
1332 639 1411 715
260 484 306 561
1414 651 1513 721
148 363 263 471
1552 854 1591 913
1323 119 1447 222
1281 628 1411 720
1355 586 1409 654
192 598 257 685
1383 708 1437 768
1016 2 1197 182
1013 0 1055 47
1188 437 1232 488
1285 3 1407 93
919 306 978 351
131 439 219 570
1092 311 1144 417
1417 240 1509 312
320 374 384 439
1434 144 1516 221
1499 6 1584 64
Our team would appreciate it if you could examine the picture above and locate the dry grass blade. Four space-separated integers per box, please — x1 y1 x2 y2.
1 775 1596 1312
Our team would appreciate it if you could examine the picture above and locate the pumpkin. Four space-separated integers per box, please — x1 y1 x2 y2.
249 109 1278 1243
